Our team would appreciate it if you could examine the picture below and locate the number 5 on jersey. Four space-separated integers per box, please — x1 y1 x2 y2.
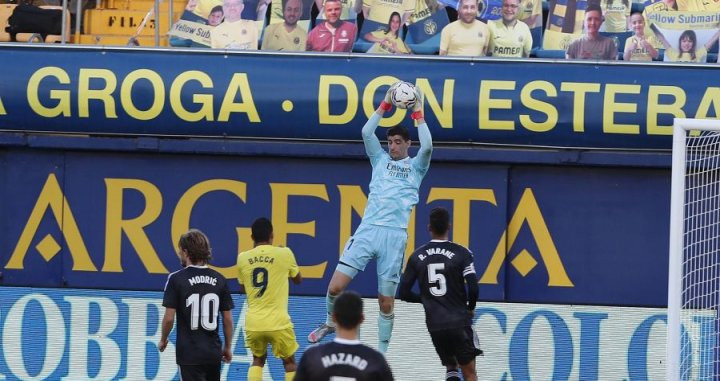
428 263 447 296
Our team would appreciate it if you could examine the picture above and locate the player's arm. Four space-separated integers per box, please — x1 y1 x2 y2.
412 88 433 166
221 309 234 363
463 253 479 311
398 257 421 303
287 249 302 284
158 307 175 352
363 84 397 160
465 272 479 311
159 274 178 352
219 282 235 363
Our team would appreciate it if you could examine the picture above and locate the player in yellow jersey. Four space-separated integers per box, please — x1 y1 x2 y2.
237 217 302 381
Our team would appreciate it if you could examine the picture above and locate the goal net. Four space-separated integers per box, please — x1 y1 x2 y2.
669 118 720 381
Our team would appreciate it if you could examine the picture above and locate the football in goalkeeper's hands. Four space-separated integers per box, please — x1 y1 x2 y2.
391 82 417 109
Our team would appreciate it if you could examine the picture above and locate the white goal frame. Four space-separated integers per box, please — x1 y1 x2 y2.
668 117 720 381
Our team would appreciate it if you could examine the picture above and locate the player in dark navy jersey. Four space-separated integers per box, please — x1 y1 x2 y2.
399 207 482 381
158 229 235 381
295 291 393 381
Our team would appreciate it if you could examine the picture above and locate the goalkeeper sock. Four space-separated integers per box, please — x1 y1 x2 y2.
325 291 337 326
248 365 263 381
285 371 295 381
446 369 461 381
378 310 394 353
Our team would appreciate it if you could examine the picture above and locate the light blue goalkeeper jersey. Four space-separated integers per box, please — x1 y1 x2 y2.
360 112 433 229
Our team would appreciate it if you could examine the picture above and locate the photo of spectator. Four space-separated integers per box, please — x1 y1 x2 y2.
207 5 224 26
315 0 361 21
651 24 720 62
306 0 357 52
599 0 631 32
518 0 542 29
365 12 412 53
210 0 259 49
488 0 532 57
439 0 490 56
566 3 618 59
262 0 308 51
623 11 658 61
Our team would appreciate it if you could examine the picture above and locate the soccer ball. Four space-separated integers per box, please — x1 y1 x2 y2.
391 82 417 110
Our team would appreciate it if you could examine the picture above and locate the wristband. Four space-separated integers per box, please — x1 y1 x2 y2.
380 101 393 111
411 111 423 120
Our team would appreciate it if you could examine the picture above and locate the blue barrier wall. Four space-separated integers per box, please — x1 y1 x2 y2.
0 287 690 381
0 45 718 149
0 136 670 307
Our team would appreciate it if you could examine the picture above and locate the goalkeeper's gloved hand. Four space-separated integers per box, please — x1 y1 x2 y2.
381 82 400 111
411 87 424 120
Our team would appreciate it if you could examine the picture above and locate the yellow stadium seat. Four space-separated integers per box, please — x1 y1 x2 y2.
74 33 168 46
83 8 180 35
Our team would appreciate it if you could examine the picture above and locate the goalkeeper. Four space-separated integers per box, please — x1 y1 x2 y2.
308 83 433 353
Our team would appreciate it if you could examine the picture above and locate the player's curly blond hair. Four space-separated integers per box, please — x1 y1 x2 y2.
179 229 212 264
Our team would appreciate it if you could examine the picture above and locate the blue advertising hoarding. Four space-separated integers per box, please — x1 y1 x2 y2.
0 287 708 380
0 45 718 149
0 147 670 307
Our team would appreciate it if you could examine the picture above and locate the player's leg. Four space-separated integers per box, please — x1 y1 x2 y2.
429 329 461 380
375 227 408 353
204 363 222 381
459 360 478 381
456 326 483 381
178 365 206 381
270 327 300 381
309 226 374 343
245 330 269 381
377 288 396 353
281 356 297 381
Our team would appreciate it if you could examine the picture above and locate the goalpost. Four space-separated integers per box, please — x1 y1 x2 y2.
668 118 720 381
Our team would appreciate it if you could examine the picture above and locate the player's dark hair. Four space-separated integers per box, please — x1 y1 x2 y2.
333 290 364 329
179 229 212 264
387 125 410 141
210 5 223 14
251 217 273 243
429 207 450 235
